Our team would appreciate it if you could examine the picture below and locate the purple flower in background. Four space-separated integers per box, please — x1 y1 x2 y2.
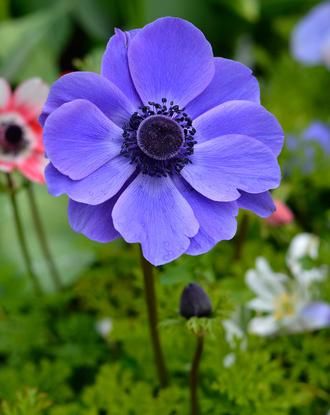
41 17 283 266
291 1 330 69
301 302 330 330
285 121 330 175
303 121 330 154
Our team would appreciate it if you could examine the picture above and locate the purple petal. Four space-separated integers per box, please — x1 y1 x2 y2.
127 17 214 107
68 198 119 243
291 2 330 65
45 157 135 205
112 174 199 266
238 191 275 218
181 134 281 202
193 100 284 156
303 121 330 154
174 177 238 255
301 302 330 330
40 72 135 127
101 29 141 107
44 99 122 180
186 57 260 119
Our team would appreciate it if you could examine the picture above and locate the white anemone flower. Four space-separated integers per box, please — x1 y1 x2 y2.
246 233 329 336
286 233 327 286
222 308 249 366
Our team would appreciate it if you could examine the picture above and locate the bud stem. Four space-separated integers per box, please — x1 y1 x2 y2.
139 248 169 388
26 181 62 290
5 173 43 294
190 336 204 415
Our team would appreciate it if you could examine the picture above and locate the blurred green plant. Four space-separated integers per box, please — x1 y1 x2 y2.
0 389 51 415
0 1 72 82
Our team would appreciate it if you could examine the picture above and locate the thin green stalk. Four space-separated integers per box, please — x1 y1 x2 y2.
5 174 42 294
233 213 249 261
190 336 204 415
26 182 62 290
139 249 169 388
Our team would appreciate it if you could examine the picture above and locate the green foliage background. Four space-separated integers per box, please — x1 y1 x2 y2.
0 0 329 414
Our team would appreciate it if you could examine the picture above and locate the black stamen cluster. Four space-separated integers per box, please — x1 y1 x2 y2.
0 122 27 155
121 98 197 177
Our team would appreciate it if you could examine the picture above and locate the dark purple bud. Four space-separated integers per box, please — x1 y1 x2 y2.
180 283 212 319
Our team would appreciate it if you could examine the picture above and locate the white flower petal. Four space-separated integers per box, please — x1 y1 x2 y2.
248 316 278 336
255 257 273 275
0 78 11 108
294 267 327 287
287 234 327 287
247 298 275 312
13 78 49 119
287 233 319 264
246 270 273 300
223 319 244 345
245 257 288 301
95 318 113 338
223 353 236 368
280 315 305 334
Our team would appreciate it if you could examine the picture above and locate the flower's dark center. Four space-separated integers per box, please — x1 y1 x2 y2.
137 115 184 160
121 99 196 177
5 125 24 145
0 122 28 155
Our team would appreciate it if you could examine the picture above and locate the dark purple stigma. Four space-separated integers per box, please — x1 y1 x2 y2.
137 115 184 160
121 98 197 177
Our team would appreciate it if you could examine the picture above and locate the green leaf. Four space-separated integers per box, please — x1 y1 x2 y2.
0 0 9 21
1 388 51 415
73 48 104 73
219 0 260 22
0 184 95 291
73 0 114 40
0 2 73 82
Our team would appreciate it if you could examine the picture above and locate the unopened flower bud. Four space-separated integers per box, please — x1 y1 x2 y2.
266 200 294 226
180 283 212 319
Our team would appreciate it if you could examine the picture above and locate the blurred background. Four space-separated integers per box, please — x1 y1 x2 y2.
0 1 329 414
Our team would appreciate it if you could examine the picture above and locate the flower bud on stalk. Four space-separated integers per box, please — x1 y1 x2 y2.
179 283 212 415
180 283 212 319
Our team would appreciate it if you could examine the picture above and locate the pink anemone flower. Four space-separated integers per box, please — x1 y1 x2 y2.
0 78 49 183
266 200 294 226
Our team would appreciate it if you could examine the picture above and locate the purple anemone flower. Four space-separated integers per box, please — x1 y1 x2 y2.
291 1 330 69
41 17 283 266
303 121 330 154
285 121 330 175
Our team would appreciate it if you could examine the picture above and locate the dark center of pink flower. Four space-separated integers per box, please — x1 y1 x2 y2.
121 99 196 177
5 125 24 146
0 122 28 156
137 115 184 160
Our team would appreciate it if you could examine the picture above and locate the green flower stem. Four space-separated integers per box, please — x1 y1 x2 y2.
233 213 249 260
190 335 204 415
139 249 169 388
26 181 62 290
5 174 42 294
